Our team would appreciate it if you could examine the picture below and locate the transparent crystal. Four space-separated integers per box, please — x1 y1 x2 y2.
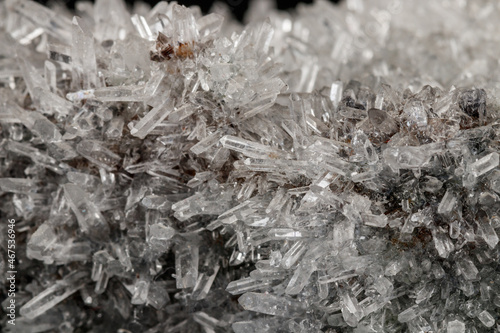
437 190 457 215
459 258 479 281
220 135 287 159
447 319 465 333
192 264 220 300
175 243 199 289
19 271 89 319
76 140 121 171
238 292 305 317
285 263 315 295
63 184 109 238
470 152 499 177
26 222 58 263
71 16 97 89
477 310 495 328
0 178 37 193
131 280 149 305
129 98 175 139
226 277 272 295
398 305 420 323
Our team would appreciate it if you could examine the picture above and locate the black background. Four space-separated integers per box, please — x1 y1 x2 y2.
35 0 342 22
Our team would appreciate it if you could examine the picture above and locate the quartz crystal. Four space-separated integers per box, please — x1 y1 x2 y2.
238 292 306 317
447 319 466 333
3 0 500 332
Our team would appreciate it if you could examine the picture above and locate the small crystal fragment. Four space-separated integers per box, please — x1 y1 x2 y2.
281 241 307 269
0 178 37 193
459 258 479 280
193 311 223 330
340 292 364 327
190 130 223 155
27 222 58 263
220 135 286 159
478 220 499 249
330 81 343 110
285 263 314 295
192 264 220 300
63 184 109 238
432 231 455 258
477 310 495 328
226 277 272 295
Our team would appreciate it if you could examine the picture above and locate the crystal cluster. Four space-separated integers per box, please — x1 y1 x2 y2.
1 0 500 332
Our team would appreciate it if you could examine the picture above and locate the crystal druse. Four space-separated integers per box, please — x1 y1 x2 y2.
1 0 500 332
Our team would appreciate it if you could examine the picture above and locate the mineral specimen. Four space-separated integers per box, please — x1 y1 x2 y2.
1 0 500 332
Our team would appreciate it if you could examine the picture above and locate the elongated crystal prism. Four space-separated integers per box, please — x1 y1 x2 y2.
76 140 121 171
285 263 315 295
192 264 220 300
63 184 109 238
477 310 495 327
447 319 465 333
238 292 305 317
226 277 272 295
398 305 420 323
0 178 37 193
20 271 89 319
437 190 457 215
72 17 97 89
470 152 499 177
220 135 286 159
131 280 149 305
458 258 478 280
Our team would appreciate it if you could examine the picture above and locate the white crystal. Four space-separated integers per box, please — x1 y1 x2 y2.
447 319 465 333
131 280 149 305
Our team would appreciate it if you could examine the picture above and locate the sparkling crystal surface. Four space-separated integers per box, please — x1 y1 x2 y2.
3 0 500 332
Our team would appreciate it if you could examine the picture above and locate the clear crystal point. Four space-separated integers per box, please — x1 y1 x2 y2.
238 292 305 317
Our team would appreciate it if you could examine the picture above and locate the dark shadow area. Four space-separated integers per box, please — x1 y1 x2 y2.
35 0 342 22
